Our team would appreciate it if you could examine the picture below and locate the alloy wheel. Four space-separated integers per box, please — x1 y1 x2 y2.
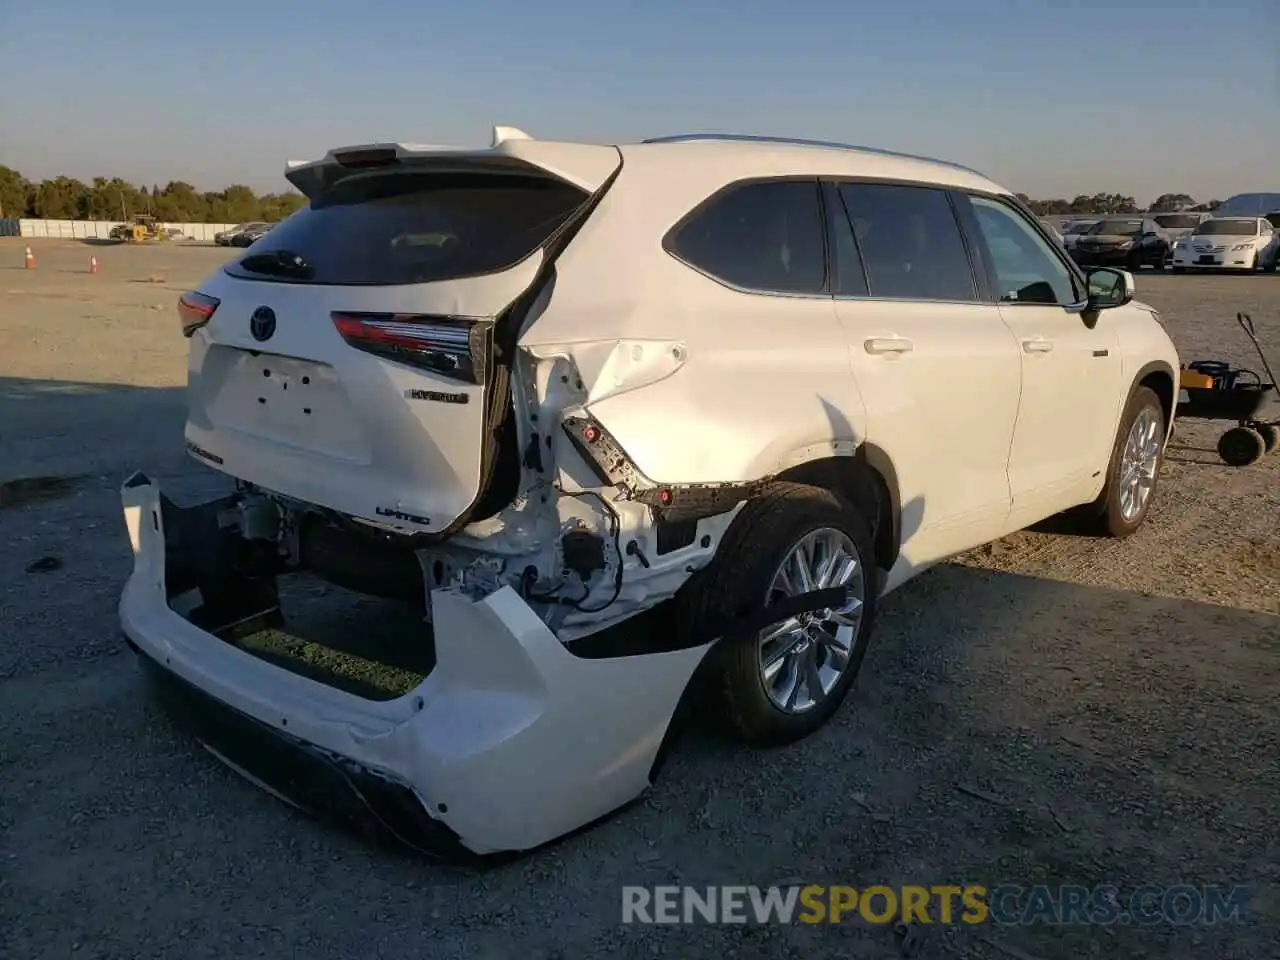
757 527 866 714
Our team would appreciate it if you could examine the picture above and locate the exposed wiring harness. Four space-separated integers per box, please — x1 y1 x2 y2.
521 490 625 613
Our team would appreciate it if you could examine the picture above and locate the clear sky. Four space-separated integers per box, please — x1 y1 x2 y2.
0 0 1275 204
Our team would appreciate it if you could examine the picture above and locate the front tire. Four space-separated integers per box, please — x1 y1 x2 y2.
1091 386 1166 538
679 482 878 746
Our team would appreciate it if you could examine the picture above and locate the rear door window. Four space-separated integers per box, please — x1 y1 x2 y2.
225 170 588 286
666 180 827 295
836 183 977 302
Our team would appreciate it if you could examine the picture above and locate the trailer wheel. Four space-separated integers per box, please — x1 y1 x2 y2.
1218 427 1266 466
1256 424 1279 454
678 482 878 746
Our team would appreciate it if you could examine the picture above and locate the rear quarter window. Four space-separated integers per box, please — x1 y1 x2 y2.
225 171 588 286
664 179 827 295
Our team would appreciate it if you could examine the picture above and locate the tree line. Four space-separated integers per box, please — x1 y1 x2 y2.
0 165 306 224
0 162 1227 223
1015 192 1223 216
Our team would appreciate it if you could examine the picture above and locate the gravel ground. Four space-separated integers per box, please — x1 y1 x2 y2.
2 238 1278 959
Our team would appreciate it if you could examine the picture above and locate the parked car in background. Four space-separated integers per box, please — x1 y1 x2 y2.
118 127 1180 859
1060 219 1098 254
1169 217 1279 272
1071 217 1168 270
229 222 275 247
1151 212 1210 254
215 221 269 246
1212 193 1280 218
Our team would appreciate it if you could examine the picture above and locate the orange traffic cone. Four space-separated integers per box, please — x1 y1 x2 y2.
89 256 99 274
24 246 35 270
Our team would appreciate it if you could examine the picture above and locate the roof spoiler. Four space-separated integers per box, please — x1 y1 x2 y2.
283 126 620 201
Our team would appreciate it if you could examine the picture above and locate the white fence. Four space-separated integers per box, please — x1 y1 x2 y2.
9 219 241 242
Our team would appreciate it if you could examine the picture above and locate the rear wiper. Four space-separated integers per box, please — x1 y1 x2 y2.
238 249 314 279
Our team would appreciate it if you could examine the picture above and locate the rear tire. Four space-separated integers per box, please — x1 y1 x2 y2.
1171 266 1185 274
678 482 878 746
1090 386 1166 538
1256 424 1279 454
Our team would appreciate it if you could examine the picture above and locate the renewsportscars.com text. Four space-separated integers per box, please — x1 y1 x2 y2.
621 884 1251 926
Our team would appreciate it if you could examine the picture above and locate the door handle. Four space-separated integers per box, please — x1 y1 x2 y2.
1022 338 1054 353
864 337 914 355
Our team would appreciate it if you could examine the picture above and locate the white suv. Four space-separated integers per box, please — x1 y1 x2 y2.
119 127 1179 859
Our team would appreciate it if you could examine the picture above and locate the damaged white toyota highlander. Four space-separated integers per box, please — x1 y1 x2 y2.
119 127 1180 859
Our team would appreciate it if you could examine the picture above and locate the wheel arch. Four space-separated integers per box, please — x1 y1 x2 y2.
773 445 902 574
1132 360 1177 437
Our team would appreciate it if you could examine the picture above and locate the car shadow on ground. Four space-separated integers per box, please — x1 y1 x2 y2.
601 563 1277 959
2 378 1276 960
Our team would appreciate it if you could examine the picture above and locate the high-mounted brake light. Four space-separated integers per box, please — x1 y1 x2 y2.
177 291 220 337
331 312 490 385
332 147 399 169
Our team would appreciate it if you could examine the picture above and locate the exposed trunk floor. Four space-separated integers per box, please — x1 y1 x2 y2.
199 573 435 701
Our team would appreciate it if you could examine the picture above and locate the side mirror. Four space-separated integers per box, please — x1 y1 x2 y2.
1086 267 1135 310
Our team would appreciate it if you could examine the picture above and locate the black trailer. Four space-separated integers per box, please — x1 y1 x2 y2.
1174 313 1279 466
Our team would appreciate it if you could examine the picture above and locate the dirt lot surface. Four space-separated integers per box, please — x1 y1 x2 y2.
2 238 1278 959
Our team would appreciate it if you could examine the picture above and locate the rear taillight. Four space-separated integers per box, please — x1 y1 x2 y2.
177 291 220 337
331 312 490 385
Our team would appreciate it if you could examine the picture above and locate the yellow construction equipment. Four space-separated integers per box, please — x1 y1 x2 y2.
130 215 167 243
110 215 168 243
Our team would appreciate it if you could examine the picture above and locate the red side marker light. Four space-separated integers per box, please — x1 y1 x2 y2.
583 425 600 443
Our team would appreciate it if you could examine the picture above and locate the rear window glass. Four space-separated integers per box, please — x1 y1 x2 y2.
225 171 588 285
1154 214 1202 229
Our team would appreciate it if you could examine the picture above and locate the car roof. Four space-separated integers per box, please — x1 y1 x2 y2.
290 126 1011 198
630 133 1006 193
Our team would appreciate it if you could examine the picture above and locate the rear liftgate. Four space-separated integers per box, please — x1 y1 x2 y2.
183 134 624 541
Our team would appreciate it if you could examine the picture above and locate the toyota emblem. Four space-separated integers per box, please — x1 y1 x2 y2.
250 306 276 342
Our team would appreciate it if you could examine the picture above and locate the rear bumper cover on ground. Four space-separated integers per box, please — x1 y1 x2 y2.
118 473 713 858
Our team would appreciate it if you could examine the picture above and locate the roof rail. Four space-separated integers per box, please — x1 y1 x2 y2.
640 133 986 177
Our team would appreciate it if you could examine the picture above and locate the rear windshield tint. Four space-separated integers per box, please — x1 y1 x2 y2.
1154 214 1202 229
224 170 588 286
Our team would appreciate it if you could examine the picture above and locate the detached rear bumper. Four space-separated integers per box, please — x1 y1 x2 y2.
119 472 712 858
